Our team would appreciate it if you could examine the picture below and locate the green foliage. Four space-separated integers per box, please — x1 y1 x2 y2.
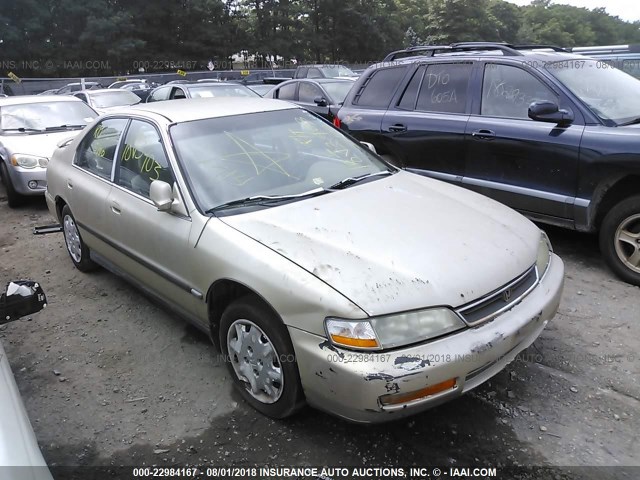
0 0 639 77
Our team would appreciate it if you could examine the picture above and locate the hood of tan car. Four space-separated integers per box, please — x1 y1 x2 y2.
221 171 541 316
0 130 83 159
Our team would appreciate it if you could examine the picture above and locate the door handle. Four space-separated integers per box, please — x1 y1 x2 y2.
110 202 121 215
471 129 496 140
388 124 408 133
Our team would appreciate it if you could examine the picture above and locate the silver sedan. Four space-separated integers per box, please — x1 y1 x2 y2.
45 98 564 422
0 95 96 207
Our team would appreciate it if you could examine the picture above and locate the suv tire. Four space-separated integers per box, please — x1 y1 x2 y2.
599 195 640 286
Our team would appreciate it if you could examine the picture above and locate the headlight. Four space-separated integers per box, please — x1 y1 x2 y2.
11 154 49 168
536 231 552 278
326 308 466 351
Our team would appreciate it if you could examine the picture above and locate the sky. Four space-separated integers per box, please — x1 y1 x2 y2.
506 0 640 22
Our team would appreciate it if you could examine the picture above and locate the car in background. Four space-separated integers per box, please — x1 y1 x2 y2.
37 89 58 96
73 88 141 114
54 82 102 95
1 278 51 477
0 95 97 207
336 41 640 286
145 82 259 103
45 97 563 423
107 79 147 89
247 84 274 96
572 44 640 78
265 78 355 121
293 64 359 80
120 82 155 102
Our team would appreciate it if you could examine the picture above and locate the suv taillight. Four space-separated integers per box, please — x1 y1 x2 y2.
333 116 341 128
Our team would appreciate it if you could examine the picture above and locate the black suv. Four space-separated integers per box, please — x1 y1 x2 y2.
336 42 640 286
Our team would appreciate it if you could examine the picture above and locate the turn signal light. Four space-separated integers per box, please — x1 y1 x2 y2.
380 378 457 406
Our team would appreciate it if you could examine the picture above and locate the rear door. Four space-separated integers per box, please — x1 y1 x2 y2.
380 62 473 179
70 118 128 252
463 62 584 221
339 65 408 148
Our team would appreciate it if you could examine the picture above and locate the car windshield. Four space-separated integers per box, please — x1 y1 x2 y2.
545 59 640 124
0 101 96 132
185 85 258 98
320 65 356 77
170 108 390 212
322 81 354 103
90 91 141 108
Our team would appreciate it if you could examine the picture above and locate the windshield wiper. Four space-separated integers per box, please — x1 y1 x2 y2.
329 170 393 190
44 124 86 131
207 187 328 214
618 117 640 126
2 127 43 133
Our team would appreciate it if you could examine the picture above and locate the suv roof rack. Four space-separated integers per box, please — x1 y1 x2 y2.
382 42 570 62
511 44 570 52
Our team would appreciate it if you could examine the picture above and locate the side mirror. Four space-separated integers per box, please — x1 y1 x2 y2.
361 142 377 154
528 101 574 125
150 180 173 211
0 280 47 325
314 96 328 107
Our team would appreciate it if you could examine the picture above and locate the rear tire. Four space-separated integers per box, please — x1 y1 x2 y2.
61 205 98 272
0 162 23 208
599 195 640 286
220 295 304 418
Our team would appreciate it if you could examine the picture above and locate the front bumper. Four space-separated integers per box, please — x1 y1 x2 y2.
290 253 564 423
5 164 47 196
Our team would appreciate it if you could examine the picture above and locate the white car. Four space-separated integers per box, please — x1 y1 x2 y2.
0 95 96 207
45 97 564 422
73 89 141 115
0 280 52 479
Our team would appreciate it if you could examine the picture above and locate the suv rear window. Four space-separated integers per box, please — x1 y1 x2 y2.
398 63 472 114
354 67 406 108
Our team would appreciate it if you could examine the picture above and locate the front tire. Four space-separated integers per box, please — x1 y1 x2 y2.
220 296 304 418
0 162 23 208
61 205 97 272
599 195 640 286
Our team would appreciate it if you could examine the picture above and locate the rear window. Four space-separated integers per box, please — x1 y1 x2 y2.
354 67 406 108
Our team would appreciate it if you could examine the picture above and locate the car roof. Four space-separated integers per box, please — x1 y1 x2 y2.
127 97 299 123
76 88 128 95
0 95 84 106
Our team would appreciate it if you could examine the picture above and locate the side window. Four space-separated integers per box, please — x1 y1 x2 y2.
297 67 308 78
75 118 128 180
298 83 323 103
171 87 187 100
397 66 426 110
117 120 174 198
481 64 557 119
74 93 88 103
354 67 406 108
415 63 472 114
147 87 171 103
276 83 297 100
308 68 322 79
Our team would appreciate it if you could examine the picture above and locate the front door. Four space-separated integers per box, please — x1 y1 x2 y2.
105 119 201 318
464 63 584 220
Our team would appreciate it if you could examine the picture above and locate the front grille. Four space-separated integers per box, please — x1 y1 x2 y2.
456 266 538 326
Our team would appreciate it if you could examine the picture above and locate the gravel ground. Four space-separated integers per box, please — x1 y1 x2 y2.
0 186 638 480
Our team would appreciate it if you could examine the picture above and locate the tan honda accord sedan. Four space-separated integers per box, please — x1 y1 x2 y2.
45 97 564 423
